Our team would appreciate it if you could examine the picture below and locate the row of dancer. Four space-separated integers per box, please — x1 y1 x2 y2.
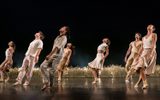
0 25 109 90
0 24 157 90
0 26 73 90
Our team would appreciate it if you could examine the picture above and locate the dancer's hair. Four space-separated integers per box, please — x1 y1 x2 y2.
8 41 16 51
38 31 45 40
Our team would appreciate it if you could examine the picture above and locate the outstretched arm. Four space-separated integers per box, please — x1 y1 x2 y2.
124 44 132 63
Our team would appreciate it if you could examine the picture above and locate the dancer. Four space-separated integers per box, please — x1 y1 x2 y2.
14 31 44 86
124 33 142 82
88 38 110 84
126 24 157 89
40 26 70 90
0 41 16 82
56 43 73 81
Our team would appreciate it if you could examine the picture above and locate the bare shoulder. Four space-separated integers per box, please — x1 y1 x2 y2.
129 41 134 45
153 33 157 37
64 48 67 51
64 48 72 52
68 49 72 53
152 33 157 39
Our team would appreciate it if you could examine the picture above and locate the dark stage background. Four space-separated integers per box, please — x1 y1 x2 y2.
0 0 160 67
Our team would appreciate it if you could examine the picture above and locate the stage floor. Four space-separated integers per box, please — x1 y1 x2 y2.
0 77 160 100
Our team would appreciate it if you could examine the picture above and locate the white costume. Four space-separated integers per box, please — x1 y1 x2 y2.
88 43 108 69
16 39 43 84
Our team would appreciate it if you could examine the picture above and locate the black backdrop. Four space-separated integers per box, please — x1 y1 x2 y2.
0 0 160 67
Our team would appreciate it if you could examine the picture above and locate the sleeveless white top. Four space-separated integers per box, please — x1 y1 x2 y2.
143 34 153 49
5 48 13 60
97 43 108 53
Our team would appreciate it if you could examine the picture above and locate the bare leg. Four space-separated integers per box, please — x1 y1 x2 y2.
125 68 135 83
4 72 9 83
96 69 99 78
61 71 63 80
134 74 142 88
125 57 133 73
0 71 4 81
4 64 11 83
90 68 98 84
64 67 69 74
58 70 62 81
140 68 148 89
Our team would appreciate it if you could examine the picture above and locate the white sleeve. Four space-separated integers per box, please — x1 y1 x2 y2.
37 40 43 49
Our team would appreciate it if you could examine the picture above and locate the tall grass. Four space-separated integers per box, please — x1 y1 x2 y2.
8 65 160 79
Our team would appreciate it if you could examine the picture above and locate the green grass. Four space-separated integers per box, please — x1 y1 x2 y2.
8 65 160 79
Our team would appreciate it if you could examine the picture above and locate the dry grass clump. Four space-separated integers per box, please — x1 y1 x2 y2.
150 65 160 77
8 65 160 79
101 65 126 77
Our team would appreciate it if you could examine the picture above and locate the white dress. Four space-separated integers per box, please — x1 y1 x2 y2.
88 43 108 69
0 48 14 71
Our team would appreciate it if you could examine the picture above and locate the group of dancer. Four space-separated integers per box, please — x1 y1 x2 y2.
0 24 157 91
124 24 157 89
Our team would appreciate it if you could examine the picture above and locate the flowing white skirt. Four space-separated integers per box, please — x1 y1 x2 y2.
132 49 157 75
88 53 104 69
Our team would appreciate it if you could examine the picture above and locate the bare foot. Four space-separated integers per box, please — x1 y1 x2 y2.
92 79 98 84
41 83 50 91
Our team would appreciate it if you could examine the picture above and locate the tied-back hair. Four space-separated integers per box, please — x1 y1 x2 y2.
63 26 71 40
8 41 16 51
68 43 75 55
65 43 75 66
135 32 142 39
60 26 70 34
147 24 155 31
66 43 75 52
64 26 70 35
106 38 111 46
103 38 110 46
